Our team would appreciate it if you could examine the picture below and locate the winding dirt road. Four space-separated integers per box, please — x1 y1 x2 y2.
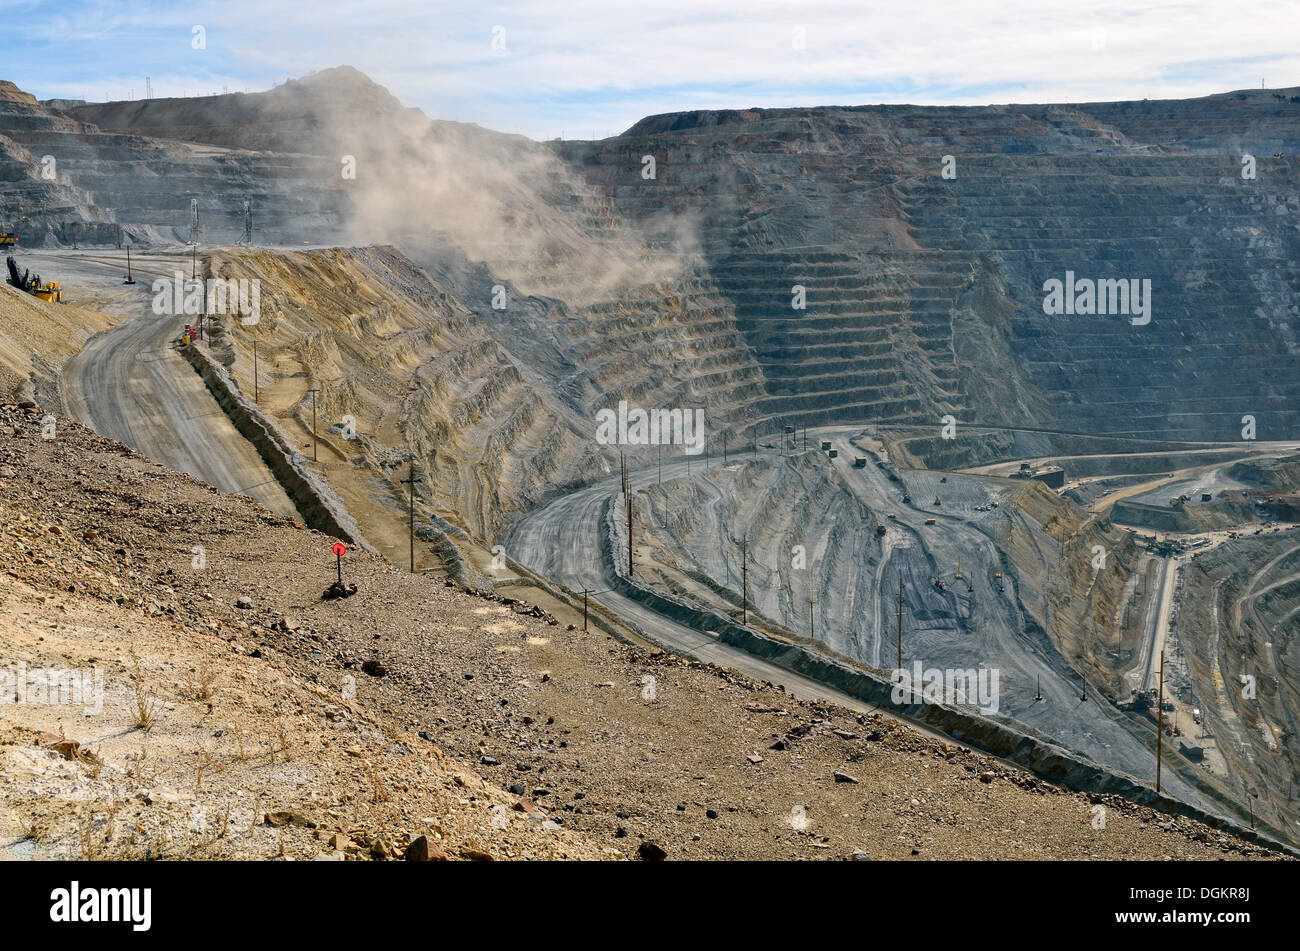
39 249 297 518
507 426 1209 809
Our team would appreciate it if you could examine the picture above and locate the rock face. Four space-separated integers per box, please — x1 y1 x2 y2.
0 90 120 245
1 70 1292 446
177 243 762 541
557 92 1300 442
1182 533 1300 841
0 89 344 246
11 82 351 246
3 71 1297 447
634 451 887 660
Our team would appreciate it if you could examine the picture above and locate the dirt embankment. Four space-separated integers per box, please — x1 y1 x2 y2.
1180 534 1300 838
0 284 114 410
999 480 1141 698
602 488 1291 853
1230 454 1300 492
0 404 1286 860
180 338 366 547
1111 496 1260 533
195 245 758 572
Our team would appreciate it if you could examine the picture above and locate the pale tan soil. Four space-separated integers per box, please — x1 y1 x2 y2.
0 284 115 405
0 404 1285 860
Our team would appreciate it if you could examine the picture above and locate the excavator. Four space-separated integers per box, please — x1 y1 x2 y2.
5 255 63 302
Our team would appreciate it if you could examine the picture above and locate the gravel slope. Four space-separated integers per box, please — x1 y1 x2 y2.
0 404 1280 860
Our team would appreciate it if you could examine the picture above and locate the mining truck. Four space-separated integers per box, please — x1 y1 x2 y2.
0 232 16 247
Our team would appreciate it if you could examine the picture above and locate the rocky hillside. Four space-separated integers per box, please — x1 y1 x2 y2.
1 70 1290 445
2 81 343 246
0 402 1284 860
196 244 762 543
559 90 1300 441
634 451 885 659
1181 532 1300 839
0 283 113 407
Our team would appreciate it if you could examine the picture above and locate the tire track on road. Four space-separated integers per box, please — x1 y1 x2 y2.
50 249 298 518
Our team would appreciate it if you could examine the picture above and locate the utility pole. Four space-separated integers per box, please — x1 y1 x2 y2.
401 462 423 573
722 433 727 465
626 485 634 579
741 539 751 625
191 239 202 347
808 598 816 639
252 340 259 404
1156 650 1164 794
753 431 757 460
582 588 588 632
620 452 632 578
657 444 661 485
307 388 320 461
897 576 903 669
198 251 206 340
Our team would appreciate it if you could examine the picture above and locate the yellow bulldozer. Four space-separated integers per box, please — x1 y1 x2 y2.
0 232 17 247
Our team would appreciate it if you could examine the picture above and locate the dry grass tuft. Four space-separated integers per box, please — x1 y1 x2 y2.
128 653 160 733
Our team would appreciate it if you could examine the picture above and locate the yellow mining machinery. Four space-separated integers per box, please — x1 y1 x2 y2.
5 255 63 303
0 232 17 247
32 280 62 302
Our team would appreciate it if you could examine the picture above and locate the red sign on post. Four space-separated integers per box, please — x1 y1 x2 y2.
332 541 347 584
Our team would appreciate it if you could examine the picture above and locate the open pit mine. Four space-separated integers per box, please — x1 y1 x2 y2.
1 67 1298 859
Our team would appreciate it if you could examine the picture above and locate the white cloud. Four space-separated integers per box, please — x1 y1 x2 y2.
10 0 1300 138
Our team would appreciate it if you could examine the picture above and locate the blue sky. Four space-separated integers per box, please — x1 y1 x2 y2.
2 0 1298 140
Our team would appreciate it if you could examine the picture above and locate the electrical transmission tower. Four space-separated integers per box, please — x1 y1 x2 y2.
188 198 200 246
237 199 252 245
